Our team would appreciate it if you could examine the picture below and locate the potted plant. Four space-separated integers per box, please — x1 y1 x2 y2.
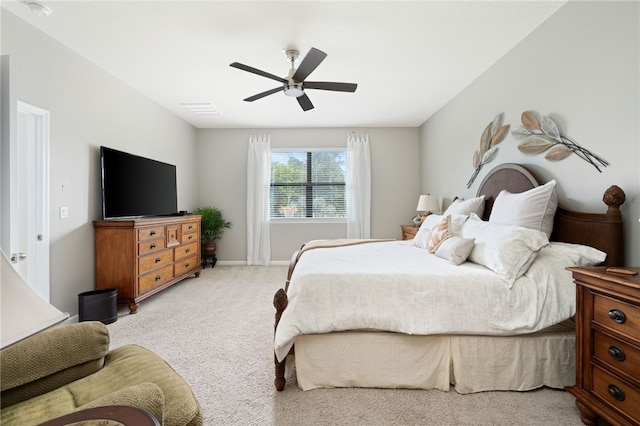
193 206 232 268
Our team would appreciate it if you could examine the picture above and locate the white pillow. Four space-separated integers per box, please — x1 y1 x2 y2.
461 214 550 287
413 214 469 250
489 180 558 238
413 214 443 249
542 242 607 266
443 195 485 218
435 237 475 265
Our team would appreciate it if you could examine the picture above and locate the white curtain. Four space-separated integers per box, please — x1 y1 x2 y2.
247 133 271 265
346 131 371 239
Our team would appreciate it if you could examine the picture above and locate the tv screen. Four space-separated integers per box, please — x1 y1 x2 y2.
100 146 178 219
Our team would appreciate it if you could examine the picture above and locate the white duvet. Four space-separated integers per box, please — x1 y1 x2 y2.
274 240 582 362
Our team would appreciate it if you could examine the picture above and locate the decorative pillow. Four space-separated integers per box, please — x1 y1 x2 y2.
413 214 443 249
461 214 549 287
427 215 451 253
435 237 475 265
489 180 558 238
443 195 485 218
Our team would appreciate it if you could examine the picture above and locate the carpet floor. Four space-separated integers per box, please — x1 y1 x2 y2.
107 265 586 426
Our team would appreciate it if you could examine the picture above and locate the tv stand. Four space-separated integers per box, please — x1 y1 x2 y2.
94 215 202 314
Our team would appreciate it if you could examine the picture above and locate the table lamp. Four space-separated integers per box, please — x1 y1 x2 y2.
413 194 440 225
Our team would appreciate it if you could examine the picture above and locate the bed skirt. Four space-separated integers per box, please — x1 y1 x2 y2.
290 320 575 394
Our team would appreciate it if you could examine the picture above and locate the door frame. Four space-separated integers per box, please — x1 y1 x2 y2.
17 101 51 301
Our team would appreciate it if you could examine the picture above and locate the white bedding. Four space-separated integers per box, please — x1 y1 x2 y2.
274 240 582 362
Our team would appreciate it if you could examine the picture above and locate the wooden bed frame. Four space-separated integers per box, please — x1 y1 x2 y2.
273 163 626 391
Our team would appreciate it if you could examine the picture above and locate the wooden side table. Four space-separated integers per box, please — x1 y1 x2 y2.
566 266 640 426
400 225 419 240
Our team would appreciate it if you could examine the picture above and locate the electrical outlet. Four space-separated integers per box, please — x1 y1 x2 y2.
60 206 69 219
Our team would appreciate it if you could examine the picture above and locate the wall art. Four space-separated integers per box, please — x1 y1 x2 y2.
467 112 510 188
511 111 608 172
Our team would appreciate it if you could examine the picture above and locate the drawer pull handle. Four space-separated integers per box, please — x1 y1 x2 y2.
189 235 193 240
608 309 627 324
150 243 156 249
608 345 626 361
185 263 190 268
155 275 161 281
186 249 190 253
607 384 625 402
150 230 156 236
155 257 161 263
188 225 193 229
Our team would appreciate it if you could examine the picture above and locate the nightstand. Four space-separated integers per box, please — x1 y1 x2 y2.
566 266 640 426
400 225 419 240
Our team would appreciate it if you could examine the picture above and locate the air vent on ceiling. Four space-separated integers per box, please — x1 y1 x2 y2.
180 103 220 115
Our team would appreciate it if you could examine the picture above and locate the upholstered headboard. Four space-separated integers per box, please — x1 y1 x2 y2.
475 163 625 266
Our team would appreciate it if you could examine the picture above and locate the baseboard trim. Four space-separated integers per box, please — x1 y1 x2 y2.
215 261 291 266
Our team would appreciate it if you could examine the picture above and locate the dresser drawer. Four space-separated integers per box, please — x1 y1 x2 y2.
182 221 198 234
182 231 199 244
175 254 198 276
138 237 166 255
593 293 640 341
138 249 173 274
139 265 174 294
139 226 164 241
175 241 198 260
594 330 640 380
592 365 640 421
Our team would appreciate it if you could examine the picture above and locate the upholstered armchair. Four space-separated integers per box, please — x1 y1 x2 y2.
0 321 202 426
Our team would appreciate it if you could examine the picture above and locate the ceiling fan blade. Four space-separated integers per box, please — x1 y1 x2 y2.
230 62 287 83
292 47 327 82
244 86 285 102
297 93 314 111
304 81 358 92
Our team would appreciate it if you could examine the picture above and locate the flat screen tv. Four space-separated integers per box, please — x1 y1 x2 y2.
100 146 178 219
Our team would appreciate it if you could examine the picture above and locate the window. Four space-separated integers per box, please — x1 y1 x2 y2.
270 150 346 219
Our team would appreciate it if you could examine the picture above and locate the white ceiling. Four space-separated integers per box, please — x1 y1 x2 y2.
2 1 566 129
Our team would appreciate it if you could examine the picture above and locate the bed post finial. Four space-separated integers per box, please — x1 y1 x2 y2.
603 185 625 214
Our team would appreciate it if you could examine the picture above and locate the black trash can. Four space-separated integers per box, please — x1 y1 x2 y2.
78 288 118 324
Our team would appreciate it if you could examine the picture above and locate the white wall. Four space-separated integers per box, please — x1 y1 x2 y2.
419 1 639 265
197 127 420 262
1 10 199 314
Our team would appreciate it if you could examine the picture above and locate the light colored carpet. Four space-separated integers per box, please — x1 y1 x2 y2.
107 265 585 426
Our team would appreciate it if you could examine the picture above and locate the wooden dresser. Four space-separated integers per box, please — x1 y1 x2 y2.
94 215 201 314
400 225 419 240
567 266 640 426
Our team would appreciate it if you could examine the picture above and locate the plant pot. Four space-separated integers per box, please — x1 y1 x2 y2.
201 242 217 268
201 242 217 257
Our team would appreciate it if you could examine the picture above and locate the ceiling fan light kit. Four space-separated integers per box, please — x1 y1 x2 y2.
230 47 357 111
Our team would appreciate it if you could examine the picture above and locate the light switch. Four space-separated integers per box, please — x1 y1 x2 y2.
60 206 69 219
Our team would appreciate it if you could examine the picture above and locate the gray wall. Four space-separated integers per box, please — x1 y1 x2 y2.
3 1 638 317
419 1 640 265
1 10 200 315
197 128 420 263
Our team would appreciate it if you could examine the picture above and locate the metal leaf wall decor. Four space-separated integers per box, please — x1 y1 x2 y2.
467 113 510 188
511 111 608 172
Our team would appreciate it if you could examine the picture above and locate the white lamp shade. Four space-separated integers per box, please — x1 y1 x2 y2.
416 194 440 213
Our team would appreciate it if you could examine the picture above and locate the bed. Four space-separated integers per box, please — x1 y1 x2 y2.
272 163 626 393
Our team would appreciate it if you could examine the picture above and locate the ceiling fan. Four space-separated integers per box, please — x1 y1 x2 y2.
229 47 357 111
